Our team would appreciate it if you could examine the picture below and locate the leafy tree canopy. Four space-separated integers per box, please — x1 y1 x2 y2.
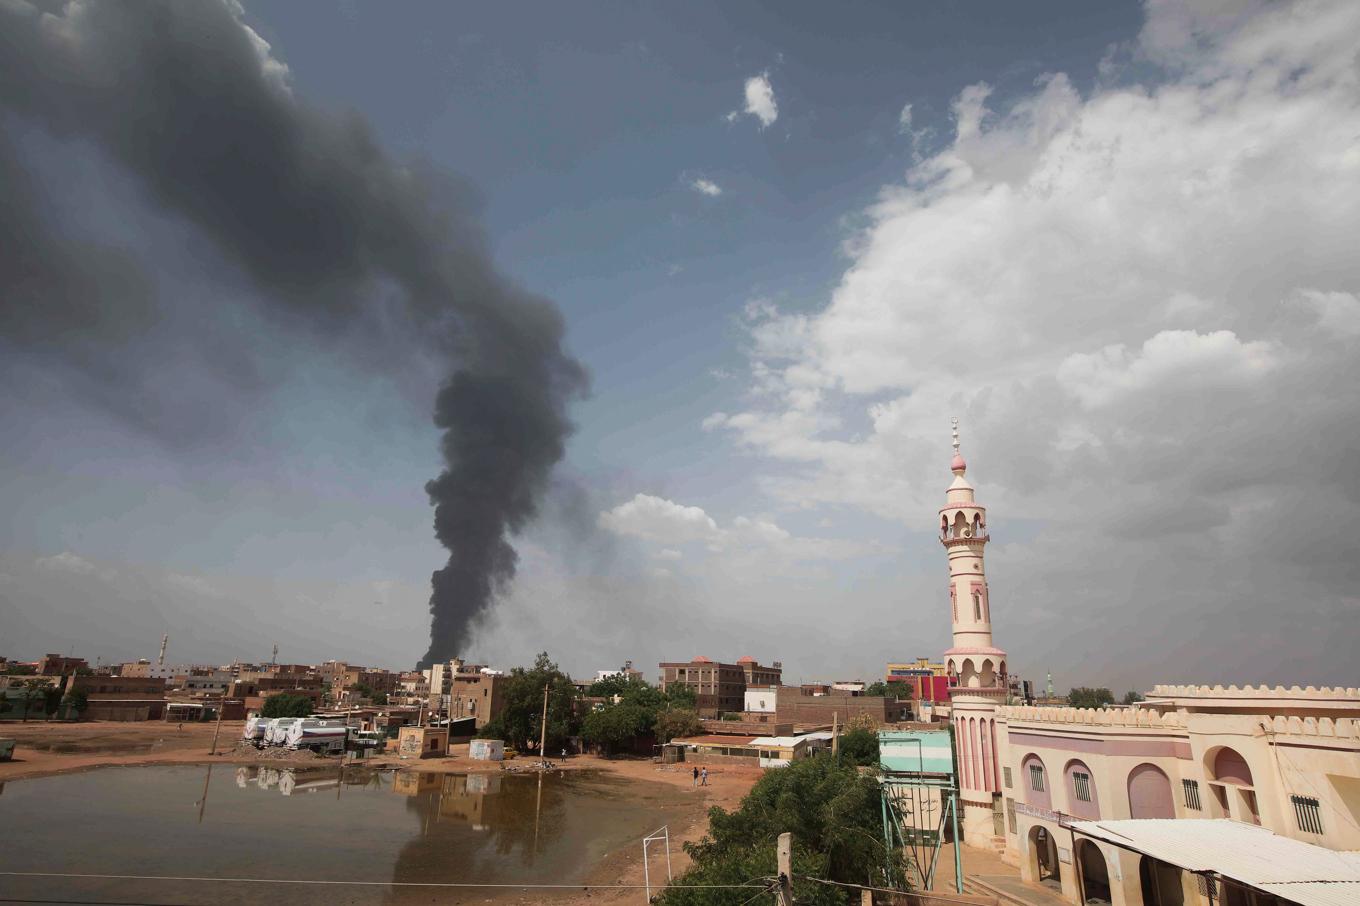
655 708 702 744
1122 690 1145 705
476 652 578 752
62 687 89 714
581 702 654 755
660 755 905 906
261 693 313 718
1067 687 1115 709
862 681 893 698
838 727 880 767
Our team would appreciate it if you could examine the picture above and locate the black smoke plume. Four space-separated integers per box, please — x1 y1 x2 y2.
0 0 588 665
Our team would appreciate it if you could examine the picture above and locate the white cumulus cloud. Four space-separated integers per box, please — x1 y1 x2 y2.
732 72 778 128
690 177 723 197
702 0 1360 687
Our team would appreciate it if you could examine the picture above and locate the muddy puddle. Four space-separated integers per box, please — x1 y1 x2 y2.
0 764 690 905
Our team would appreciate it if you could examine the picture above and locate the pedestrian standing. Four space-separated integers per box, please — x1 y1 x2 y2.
692 766 699 786
701 766 708 786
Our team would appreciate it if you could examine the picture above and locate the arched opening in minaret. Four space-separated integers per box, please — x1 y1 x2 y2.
960 657 979 688
981 658 996 688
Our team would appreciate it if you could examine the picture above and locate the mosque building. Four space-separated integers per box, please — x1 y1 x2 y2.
939 423 1360 906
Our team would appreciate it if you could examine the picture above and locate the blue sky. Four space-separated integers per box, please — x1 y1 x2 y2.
3 0 1358 691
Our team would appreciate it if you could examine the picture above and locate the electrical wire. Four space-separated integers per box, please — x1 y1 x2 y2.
795 874 990 906
0 871 765 890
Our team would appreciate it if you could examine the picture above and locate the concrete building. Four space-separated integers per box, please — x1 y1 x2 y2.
886 658 951 703
659 656 782 717
927 423 1360 905
937 419 1008 846
67 675 167 720
744 684 911 730
995 687 1360 905
36 654 88 676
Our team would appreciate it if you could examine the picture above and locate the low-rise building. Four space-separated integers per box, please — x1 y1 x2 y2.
67 675 167 721
742 684 912 729
660 656 783 718
994 684 1360 905
36 654 88 676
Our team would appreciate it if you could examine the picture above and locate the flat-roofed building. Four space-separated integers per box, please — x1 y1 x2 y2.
660 656 782 718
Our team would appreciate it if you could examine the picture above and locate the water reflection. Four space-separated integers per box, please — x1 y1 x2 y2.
0 765 686 906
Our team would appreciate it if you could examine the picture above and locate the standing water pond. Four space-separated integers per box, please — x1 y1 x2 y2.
0 764 691 905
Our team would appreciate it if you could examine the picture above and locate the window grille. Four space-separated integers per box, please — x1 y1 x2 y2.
1029 763 1045 792
1073 771 1092 802
1183 779 1202 811
1292 795 1324 834
1195 875 1216 897
1006 798 1017 834
1003 767 1013 788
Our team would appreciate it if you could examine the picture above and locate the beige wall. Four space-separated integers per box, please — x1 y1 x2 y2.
992 686 1360 905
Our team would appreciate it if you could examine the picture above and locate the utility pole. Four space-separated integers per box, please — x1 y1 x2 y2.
538 682 550 767
776 832 793 906
206 661 233 750
831 711 840 759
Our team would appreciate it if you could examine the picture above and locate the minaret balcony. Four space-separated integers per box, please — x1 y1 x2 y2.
941 534 989 547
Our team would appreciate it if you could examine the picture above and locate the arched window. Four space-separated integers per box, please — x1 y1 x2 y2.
1064 759 1100 819
973 591 982 620
1127 764 1175 819
1210 747 1253 786
1022 754 1051 810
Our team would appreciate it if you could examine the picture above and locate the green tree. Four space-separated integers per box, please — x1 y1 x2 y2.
42 685 63 717
18 678 51 721
1067 687 1115 709
62 687 89 718
587 674 636 698
659 754 905 906
2 664 36 676
838 727 880 767
665 684 697 709
655 708 702 744
261 693 313 718
862 681 891 698
475 652 578 753
581 703 653 755
0 691 10 717
1122 690 1145 705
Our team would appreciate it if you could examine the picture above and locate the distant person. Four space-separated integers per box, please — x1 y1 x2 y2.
560 747 567 763
701 767 709 786
692 766 699 786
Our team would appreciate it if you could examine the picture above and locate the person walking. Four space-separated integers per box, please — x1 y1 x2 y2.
692 766 699 786
560 746 568 764
700 766 708 786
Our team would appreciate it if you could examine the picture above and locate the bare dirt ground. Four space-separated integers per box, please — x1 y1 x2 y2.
0 721 762 906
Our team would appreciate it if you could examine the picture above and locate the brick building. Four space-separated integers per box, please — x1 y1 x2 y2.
743 684 911 730
37 654 89 676
67 675 167 721
659 656 783 718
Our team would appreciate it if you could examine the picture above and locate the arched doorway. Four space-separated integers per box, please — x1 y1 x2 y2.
1127 763 1175 819
1076 839 1111 904
1027 825 1061 890
1139 855 1185 906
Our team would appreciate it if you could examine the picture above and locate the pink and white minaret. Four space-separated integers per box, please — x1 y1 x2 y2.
940 418 1007 844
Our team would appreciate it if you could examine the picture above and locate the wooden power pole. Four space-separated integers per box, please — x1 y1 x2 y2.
777 832 793 906
538 682 550 766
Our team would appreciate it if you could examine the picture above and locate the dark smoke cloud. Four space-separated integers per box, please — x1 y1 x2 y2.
0 0 588 664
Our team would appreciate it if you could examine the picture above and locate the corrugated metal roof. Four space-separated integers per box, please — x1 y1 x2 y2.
1069 819 1360 906
674 735 757 745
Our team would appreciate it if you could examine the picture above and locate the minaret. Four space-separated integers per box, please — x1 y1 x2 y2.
940 418 1007 845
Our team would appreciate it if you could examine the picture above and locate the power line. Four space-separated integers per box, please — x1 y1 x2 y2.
0 870 764 891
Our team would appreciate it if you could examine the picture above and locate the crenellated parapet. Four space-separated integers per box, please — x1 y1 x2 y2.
1151 684 1360 699
998 705 1187 729
1259 714 1359 740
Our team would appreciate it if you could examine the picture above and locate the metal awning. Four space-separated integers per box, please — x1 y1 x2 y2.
1069 819 1360 906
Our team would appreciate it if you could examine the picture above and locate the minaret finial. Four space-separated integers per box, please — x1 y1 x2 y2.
950 417 966 473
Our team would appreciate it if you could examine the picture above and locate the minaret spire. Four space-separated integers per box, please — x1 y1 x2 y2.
939 418 1007 846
